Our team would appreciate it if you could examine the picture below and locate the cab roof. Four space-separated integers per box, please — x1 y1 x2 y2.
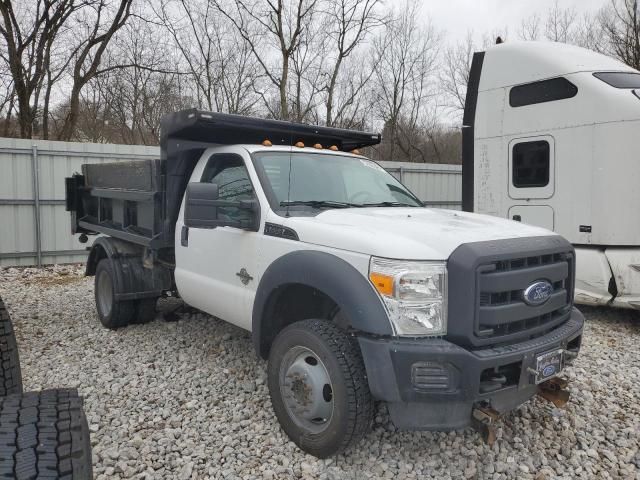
479 41 637 90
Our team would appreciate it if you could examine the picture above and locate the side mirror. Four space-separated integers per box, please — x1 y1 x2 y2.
184 183 259 230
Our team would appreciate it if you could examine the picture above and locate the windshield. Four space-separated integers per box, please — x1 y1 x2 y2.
593 71 640 89
252 151 423 214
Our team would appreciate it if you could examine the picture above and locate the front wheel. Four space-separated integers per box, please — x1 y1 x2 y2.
267 319 373 458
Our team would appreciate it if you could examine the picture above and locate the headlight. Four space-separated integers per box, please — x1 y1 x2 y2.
369 257 447 337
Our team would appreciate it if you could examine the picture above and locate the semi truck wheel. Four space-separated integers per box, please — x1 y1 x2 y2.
0 296 22 397
267 319 373 458
0 389 93 479
94 259 135 329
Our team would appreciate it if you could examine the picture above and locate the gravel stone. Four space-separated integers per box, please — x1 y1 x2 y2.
1 265 639 479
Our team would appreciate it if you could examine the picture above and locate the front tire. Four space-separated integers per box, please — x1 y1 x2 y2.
94 259 135 329
267 319 373 458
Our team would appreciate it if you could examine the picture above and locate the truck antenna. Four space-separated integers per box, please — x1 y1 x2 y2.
285 132 293 217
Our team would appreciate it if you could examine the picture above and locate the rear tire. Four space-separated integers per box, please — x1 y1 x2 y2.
134 298 158 324
94 259 135 329
0 389 93 479
267 319 373 458
0 297 22 397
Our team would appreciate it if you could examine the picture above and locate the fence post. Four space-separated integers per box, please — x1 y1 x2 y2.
31 145 42 268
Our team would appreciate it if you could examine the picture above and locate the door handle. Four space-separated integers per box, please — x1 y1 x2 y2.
181 226 189 246
512 215 521 222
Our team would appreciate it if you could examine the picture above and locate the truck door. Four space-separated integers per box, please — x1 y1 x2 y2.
174 152 260 330
506 135 555 230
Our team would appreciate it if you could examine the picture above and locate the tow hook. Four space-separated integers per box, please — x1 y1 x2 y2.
471 405 501 446
537 377 570 407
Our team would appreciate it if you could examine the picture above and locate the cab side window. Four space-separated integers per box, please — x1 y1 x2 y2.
201 154 255 223
512 141 550 188
509 77 578 107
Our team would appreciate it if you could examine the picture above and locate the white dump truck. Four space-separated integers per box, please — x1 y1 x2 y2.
66 110 583 457
463 41 640 309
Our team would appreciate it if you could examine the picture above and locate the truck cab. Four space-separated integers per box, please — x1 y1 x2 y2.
463 41 640 308
66 110 583 457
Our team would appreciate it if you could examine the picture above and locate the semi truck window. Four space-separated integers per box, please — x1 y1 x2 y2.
593 72 640 88
509 78 578 107
201 154 255 222
512 141 550 188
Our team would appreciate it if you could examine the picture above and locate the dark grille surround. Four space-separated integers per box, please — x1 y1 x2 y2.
446 235 575 349
476 252 573 341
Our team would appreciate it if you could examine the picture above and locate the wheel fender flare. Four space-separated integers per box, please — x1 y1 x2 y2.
86 237 144 276
252 250 392 358
88 238 170 300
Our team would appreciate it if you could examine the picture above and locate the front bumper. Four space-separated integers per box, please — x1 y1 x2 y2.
358 307 584 430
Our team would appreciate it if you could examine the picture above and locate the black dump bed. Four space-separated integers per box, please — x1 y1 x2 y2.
65 109 381 249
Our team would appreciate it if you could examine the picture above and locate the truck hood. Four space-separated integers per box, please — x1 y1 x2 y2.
285 208 555 260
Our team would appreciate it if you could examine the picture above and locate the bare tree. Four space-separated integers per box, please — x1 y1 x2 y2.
57 0 134 140
0 0 80 138
600 0 640 69
545 1 578 43
289 19 325 122
214 0 320 120
519 14 541 41
441 30 475 116
154 0 259 114
322 0 383 126
371 0 439 161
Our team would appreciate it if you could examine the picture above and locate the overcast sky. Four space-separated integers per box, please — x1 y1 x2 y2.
423 0 608 44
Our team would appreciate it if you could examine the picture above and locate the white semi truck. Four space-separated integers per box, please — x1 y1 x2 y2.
463 41 640 309
66 110 583 457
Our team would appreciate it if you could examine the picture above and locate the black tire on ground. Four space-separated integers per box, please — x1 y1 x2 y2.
0 297 22 397
267 319 373 458
0 389 93 479
94 259 135 329
134 298 158 324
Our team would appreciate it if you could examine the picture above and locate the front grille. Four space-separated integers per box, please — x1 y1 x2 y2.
475 252 573 343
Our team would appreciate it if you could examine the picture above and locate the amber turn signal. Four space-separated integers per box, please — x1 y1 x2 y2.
369 273 394 296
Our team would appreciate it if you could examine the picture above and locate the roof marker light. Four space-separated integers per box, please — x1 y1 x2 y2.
313 143 323 149
329 145 339 151
351 149 361 155
295 141 305 148
262 139 273 146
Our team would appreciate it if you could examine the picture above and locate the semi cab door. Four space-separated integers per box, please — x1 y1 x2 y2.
174 151 260 331
506 135 555 230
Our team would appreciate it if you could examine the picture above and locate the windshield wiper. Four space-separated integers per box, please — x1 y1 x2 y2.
280 200 359 209
357 201 421 207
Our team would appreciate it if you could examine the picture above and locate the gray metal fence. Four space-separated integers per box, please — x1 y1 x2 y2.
0 138 461 267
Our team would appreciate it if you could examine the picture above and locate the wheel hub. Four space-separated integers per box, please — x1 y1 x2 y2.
280 346 334 434
96 270 113 317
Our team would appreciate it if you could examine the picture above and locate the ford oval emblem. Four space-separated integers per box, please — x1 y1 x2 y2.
523 280 553 306
542 365 556 377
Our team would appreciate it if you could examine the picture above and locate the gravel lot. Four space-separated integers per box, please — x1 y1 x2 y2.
0 265 638 480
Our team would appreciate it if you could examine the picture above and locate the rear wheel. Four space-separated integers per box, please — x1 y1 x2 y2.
0 389 93 479
0 297 22 397
94 259 135 329
267 319 373 458
134 298 158 324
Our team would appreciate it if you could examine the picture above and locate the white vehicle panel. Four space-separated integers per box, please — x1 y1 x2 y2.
286 207 555 260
